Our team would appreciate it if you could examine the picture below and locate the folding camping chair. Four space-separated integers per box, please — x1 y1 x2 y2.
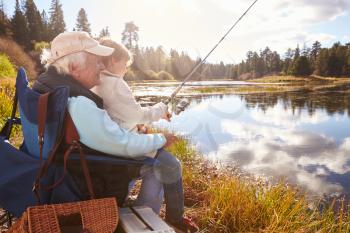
0 68 155 227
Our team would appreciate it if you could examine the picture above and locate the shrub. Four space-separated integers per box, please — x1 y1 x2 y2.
157 70 175 80
124 69 137 81
144 70 158 80
0 54 16 78
34 41 50 53
0 37 37 79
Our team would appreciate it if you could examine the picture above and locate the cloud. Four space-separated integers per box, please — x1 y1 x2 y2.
207 119 350 194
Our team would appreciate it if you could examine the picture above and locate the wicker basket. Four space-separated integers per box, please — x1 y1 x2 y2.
8 198 118 233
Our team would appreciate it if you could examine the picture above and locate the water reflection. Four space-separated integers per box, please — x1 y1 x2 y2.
153 85 350 195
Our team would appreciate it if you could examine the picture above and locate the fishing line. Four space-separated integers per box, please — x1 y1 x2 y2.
164 0 259 105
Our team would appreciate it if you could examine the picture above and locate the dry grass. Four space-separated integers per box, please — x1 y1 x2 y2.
0 37 37 79
189 85 297 94
248 75 350 84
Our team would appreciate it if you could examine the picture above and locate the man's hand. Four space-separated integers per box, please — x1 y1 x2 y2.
137 124 148 134
163 133 178 148
162 111 172 122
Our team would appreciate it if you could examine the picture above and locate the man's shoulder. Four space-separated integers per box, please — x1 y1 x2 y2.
68 95 97 107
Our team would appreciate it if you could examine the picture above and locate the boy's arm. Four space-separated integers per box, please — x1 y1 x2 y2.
68 96 166 158
104 77 168 129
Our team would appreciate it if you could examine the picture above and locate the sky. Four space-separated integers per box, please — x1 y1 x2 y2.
4 0 350 63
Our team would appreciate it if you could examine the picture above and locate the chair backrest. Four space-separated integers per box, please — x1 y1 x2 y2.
16 68 69 159
0 68 81 217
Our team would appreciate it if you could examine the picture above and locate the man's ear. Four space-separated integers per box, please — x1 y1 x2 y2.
69 63 80 78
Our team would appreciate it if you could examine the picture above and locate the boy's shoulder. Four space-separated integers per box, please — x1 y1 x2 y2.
100 72 122 85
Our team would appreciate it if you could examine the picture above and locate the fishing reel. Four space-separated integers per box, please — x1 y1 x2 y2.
164 97 190 115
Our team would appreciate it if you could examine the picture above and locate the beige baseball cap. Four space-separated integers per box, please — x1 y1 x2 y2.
49 31 114 63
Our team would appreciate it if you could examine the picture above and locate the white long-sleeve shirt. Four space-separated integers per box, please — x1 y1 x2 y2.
92 70 168 132
68 96 166 158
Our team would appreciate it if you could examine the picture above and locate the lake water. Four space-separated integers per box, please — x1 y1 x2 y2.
133 81 350 196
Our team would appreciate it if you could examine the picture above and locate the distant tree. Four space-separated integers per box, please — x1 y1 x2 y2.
75 8 91 34
261 47 272 73
326 42 346 77
301 43 310 57
289 45 300 74
282 48 293 75
290 56 312 76
270 51 281 73
11 0 29 47
48 0 65 40
133 47 148 72
24 0 42 43
99 26 110 38
294 45 300 60
252 52 264 77
344 48 350 76
246 51 254 72
316 48 329 76
231 65 238 79
335 43 347 77
121 21 139 51
0 0 12 37
310 41 321 70
169 49 181 79
40 10 50 41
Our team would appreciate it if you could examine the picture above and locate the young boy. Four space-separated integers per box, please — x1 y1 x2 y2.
92 39 198 232
91 40 170 133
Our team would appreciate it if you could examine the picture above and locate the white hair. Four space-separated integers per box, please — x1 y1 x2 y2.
41 49 88 74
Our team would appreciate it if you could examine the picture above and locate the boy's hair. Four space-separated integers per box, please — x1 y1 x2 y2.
99 38 133 66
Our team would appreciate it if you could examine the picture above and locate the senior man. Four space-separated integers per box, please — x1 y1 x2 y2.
32 31 198 232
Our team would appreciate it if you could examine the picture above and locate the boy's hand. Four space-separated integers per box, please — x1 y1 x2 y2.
162 111 172 122
137 124 148 134
163 133 178 148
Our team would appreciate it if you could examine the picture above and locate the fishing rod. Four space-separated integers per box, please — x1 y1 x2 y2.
163 0 259 106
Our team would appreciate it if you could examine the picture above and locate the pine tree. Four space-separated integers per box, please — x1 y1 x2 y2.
315 48 329 76
326 42 344 77
11 0 29 47
75 8 91 34
291 56 312 76
261 47 272 74
121 21 139 52
344 45 350 76
310 41 321 70
0 0 12 37
41 10 50 41
169 49 181 79
289 45 300 74
99 26 110 38
282 48 293 75
270 51 281 73
48 0 65 40
24 0 42 44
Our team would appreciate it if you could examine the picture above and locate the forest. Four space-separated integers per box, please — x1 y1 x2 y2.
0 0 349 80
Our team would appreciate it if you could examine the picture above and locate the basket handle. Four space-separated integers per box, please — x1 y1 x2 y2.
56 211 91 233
